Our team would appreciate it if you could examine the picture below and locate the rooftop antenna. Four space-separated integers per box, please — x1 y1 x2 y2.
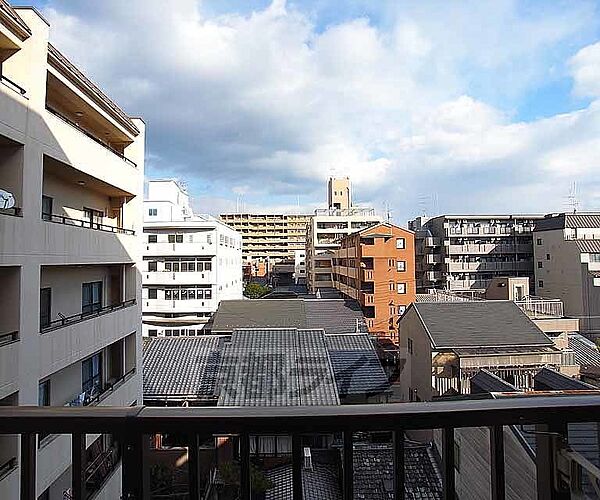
384 202 393 223
417 194 429 218
565 182 580 214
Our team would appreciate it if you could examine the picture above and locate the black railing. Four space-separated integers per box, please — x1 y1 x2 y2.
0 330 19 347
45 107 137 168
0 206 22 217
40 299 136 333
0 394 599 500
66 369 137 407
85 445 120 498
0 75 27 96
0 456 17 480
42 212 135 235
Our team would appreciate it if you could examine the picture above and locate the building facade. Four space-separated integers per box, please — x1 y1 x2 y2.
331 223 416 342
533 213 600 336
143 180 242 337
409 214 544 294
0 5 144 498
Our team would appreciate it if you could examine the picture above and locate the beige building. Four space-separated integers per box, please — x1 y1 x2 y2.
327 176 351 210
0 4 144 499
533 213 600 336
219 212 310 264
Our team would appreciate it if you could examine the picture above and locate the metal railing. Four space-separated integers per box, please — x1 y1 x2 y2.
65 368 137 407
0 330 19 347
0 456 17 481
1 395 600 500
0 206 22 217
40 299 136 333
45 107 137 168
0 75 27 96
42 212 135 235
515 297 564 318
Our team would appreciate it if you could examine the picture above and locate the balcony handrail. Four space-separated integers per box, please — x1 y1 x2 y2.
0 456 17 481
65 368 137 407
45 106 137 168
0 74 27 96
40 298 136 333
42 211 135 235
0 206 22 217
0 330 19 346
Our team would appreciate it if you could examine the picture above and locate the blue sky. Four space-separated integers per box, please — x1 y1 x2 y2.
17 0 600 221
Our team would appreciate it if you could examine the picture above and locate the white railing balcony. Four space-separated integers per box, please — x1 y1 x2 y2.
515 297 564 319
144 271 214 285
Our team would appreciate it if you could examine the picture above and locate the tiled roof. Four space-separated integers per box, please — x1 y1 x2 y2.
217 329 340 406
568 334 600 367
326 334 390 396
353 443 443 500
143 337 222 400
535 213 600 232
576 239 600 253
534 367 597 391
411 301 552 349
305 300 368 334
470 369 519 394
265 464 341 500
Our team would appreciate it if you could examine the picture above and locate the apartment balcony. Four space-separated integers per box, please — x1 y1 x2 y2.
424 271 442 282
446 261 532 272
448 279 489 291
0 331 18 400
145 242 217 257
144 298 217 314
144 271 215 286
423 236 441 247
0 73 28 134
515 297 564 319
2 395 599 500
360 291 375 305
447 243 533 255
361 268 374 281
0 266 19 399
426 254 443 264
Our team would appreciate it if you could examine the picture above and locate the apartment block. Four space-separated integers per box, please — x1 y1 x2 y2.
219 212 311 264
533 213 600 336
0 4 144 499
331 223 416 342
143 180 242 337
409 214 544 293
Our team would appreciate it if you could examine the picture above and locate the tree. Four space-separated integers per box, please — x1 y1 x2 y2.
244 282 270 299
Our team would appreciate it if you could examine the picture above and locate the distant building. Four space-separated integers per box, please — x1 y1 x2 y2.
294 249 306 284
327 176 351 210
143 180 242 336
409 214 544 294
533 213 600 336
331 222 416 343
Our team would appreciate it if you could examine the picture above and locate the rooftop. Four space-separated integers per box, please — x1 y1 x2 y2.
568 333 600 367
534 212 600 232
575 239 600 253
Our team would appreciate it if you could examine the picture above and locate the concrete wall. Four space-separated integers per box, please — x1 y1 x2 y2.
398 307 432 401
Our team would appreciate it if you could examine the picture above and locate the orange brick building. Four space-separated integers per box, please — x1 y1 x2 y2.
331 222 416 343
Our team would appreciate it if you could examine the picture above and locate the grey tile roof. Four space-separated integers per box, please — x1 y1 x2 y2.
576 239 600 253
412 301 553 349
305 299 368 334
265 464 341 500
326 334 390 396
143 337 222 400
470 369 519 394
353 443 443 500
568 333 600 366
535 213 600 232
217 329 340 406
534 367 597 390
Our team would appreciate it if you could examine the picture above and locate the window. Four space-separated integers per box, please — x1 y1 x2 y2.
82 281 103 315
407 338 413 355
397 283 406 294
398 305 406 316
396 260 406 272
148 288 157 299
546 253 551 261
590 254 600 263
82 353 102 394
148 208 157 216
38 380 50 407
148 261 157 272
168 234 175 243
389 282 395 291
40 287 51 329
538 280 544 288
536 238 543 245
396 238 406 249
537 261 543 269
176 234 183 243
148 329 158 337
41 195 53 221
148 234 157 243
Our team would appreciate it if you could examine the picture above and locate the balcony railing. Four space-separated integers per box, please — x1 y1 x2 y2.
515 297 564 318
0 206 22 217
1 395 599 500
0 75 27 97
0 456 17 481
46 107 137 168
0 330 19 347
40 299 136 333
42 212 135 235
65 368 136 407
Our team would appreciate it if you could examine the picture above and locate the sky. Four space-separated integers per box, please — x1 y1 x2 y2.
18 0 600 223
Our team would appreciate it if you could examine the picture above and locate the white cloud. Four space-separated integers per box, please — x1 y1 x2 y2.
569 42 600 97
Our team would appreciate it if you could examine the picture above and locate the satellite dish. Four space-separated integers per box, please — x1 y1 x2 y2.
0 189 15 210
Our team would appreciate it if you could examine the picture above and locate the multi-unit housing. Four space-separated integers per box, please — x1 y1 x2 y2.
533 213 600 336
306 178 381 292
219 212 310 264
143 180 242 337
409 214 544 293
331 222 416 342
0 4 144 499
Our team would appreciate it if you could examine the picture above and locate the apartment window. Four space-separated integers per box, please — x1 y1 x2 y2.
168 234 184 243
82 353 103 394
41 195 53 220
537 261 543 269
407 338 413 355
389 282 395 291
83 207 103 229
148 329 158 337
397 260 406 272
536 238 543 245
398 305 406 316
82 281 103 315
546 253 551 261
590 254 600 263
389 306 396 316
397 283 406 294
40 287 51 329
148 234 157 243
396 238 406 249
148 261 157 272
148 289 157 300
148 208 157 216
538 280 544 288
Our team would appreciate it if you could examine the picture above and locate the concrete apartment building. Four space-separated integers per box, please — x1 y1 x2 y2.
533 213 600 336
0 4 144 499
409 214 544 294
306 178 381 292
331 222 416 342
143 180 242 337
219 212 310 265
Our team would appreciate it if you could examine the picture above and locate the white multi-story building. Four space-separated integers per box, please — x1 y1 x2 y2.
142 180 243 336
294 249 306 284
0 4 144 499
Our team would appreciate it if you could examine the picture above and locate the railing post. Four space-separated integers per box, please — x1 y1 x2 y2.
442 427 455 500
292 433 303 500
121 432 148 500
535 423 570 500
71 432 86 500
188 433 200 500
239 433 251 500
20 433 36 500
343 430 353 500
394 430 405 500
489 426 505 500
